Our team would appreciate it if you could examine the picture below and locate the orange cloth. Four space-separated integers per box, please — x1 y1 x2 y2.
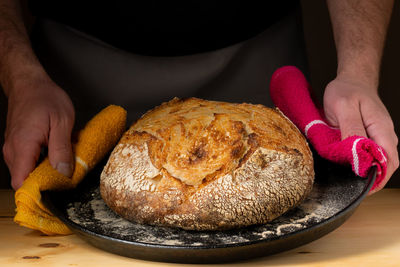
14 105 127 235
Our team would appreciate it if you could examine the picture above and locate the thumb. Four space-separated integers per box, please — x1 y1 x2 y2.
330 103 367 140
48 118 74 177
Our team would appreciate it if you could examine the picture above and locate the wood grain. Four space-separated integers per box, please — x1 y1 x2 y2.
0 189 399 266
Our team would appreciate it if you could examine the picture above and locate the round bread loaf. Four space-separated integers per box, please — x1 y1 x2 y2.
100 97 314 230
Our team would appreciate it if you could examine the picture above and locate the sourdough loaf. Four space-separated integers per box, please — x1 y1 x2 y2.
100 97 314 230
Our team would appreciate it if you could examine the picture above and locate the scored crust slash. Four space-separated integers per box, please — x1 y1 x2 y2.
100 97 315 230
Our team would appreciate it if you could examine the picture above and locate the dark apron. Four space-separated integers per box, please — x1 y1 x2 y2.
31 7 308 128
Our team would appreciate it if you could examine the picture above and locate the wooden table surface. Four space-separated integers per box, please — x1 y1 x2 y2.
0 189 399 267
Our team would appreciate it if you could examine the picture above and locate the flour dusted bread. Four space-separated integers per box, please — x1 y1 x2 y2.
100 98 314 230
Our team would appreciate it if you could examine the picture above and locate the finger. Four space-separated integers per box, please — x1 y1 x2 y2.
9 140 42 190
48 115 74 177
335 102 367 140
367 128 399 194
2 142 13 170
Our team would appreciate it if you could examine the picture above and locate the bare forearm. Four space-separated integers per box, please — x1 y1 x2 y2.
0 0 46 96
326 0 394 88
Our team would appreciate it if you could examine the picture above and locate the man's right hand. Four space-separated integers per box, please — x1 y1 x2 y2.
0 0 75 190
2 75 75 190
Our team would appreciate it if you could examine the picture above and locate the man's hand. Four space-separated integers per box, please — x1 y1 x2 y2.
326 0 396 193
2 76 75 190
324 75 399 194
0 0 76 190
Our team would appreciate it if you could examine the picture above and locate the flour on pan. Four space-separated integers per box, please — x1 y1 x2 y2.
66 178 361 246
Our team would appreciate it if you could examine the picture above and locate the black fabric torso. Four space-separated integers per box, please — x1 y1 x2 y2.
29 1 299 56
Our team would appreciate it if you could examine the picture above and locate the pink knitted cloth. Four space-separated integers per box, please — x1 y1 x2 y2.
269 66 387 190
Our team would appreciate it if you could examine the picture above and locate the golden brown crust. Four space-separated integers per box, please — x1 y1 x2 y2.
100 97 314 230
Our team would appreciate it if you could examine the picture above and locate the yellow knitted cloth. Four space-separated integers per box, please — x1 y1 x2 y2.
14 105 127 235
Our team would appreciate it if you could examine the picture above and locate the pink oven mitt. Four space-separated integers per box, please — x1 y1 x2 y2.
270 66 387 191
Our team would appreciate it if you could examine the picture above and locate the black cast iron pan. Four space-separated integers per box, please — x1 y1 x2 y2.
42 152 375 264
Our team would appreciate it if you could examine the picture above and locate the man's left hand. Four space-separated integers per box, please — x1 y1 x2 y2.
323 75 399 194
